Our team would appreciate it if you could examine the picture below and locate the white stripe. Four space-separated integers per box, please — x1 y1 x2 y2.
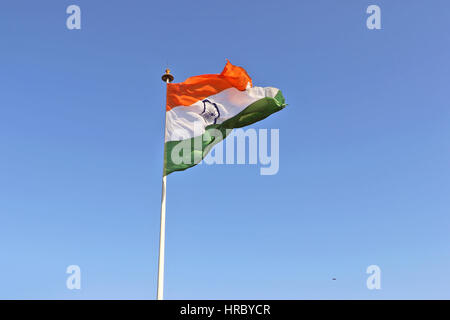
165 86 279 142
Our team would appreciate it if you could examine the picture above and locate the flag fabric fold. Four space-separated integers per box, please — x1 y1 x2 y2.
164 61 286 175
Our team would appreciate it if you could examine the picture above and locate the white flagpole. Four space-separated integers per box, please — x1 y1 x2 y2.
157 69 174 300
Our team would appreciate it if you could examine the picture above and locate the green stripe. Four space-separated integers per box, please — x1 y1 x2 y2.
164 90 286 175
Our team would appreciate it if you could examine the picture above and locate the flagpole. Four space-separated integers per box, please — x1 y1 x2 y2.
157 69 174 300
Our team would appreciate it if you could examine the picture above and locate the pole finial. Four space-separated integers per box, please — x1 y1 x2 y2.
161 69 174 83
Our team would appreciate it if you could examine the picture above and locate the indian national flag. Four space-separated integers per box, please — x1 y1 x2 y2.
164 61 286 175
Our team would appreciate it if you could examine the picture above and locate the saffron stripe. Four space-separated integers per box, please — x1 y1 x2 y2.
166 61 252 111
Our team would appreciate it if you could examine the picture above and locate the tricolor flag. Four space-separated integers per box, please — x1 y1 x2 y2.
164 61 286 175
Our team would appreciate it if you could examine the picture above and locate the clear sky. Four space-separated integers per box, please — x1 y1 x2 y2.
1 0 449 299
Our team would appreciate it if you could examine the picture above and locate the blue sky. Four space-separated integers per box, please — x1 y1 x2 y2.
1 0 449 299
